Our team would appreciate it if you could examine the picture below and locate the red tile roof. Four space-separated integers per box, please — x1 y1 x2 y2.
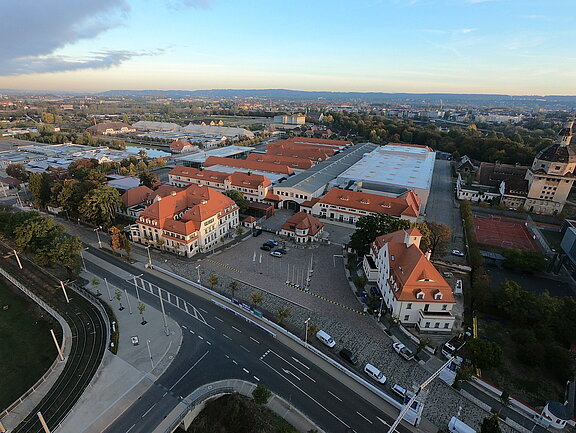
286 137 352 147
266 143 332 161
246 153 314 170
204 156 294 175
169 166 271 189
318 188 420 218
281 212 324 237
170 139 192 151
121 185 154 207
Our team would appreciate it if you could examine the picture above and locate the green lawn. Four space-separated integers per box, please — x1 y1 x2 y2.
0 278 58 412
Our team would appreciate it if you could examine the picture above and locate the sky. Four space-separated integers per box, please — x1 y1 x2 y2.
1 0 576 95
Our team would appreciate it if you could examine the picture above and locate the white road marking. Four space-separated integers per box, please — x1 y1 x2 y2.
282 368 301 381
169 351 209 390
198 335 204 340
214 316 224 322
189 329 195 334
328 390 342 401
253 376 260 382
377 416 390 426
232 326 242 333
206 341 212 345
356 411 373 424
269 350 315 382
232 360 238 365
291 356 310 370
249 336 260 344
243 368 249 373
222 334 232 341
225 354 230 358
199 307 208 314
162 392 167 397
141 403 157 418
126 424 136 433
182 325 187 330
240 345 250 353
261 359 350 429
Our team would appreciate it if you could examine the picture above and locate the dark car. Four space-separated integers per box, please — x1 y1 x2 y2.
252 228 263 237
267 239 279 246
260 244 272 251
263 240 276 247
275 248 288 255
339 348 358 365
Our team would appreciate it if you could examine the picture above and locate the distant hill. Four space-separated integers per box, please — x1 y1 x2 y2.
94 89 576 108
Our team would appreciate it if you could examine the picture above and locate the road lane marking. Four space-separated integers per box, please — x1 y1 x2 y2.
182 325 187 330
260 359 350 429
199 307 208 314
240 345 250 353
377 416 390 426
253 376 260 381
169 351 209 390
222 334 232 341
291 356 310 370
232 360 238 365
126 424 136 433
225 354 230 358
189 330 195 334
356 411 373 424
328 390 342 401
162 392 167 397
206 341 212 345
198 335 204 340
249 336 260 344
270 350 315 382
142 403 157 418
232 326 242 333
214 316 224 322
282 368 301 381
243 368 250 373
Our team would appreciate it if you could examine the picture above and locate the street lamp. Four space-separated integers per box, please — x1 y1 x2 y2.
145 244 152 266
304 317 311 346
94 226 102 248
80 247 88 272
129 274 144 301
195 264 201 283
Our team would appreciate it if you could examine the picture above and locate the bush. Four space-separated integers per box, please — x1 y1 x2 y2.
252 384 272 405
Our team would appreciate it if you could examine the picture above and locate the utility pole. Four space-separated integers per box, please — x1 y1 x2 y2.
50 329 65 361
80 248 88 272
59 281 70 303
94 226 102 248
146 339 154 370
304 317 311 346
158 288 170 336
37 411 51 433
195 265 201 283
104 277 112 301
124 288 132 314
145 245 152 266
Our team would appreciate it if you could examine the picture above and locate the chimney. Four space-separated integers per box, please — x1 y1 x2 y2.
425 249 432 261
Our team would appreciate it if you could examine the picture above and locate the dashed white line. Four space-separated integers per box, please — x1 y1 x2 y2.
162 392 167 397
377 416 390 426
225 354 230 358
232 360 238 365
242 368 250 374
189 329 195 334
253 375 260 382
327 390 342 401
126 424 136 433
214 316 224 322
198 335 204 340
141 403 157 418
222 334 232 341
199 307 208 314
182 325 188 330
232 326 242 333
249 336 260 344
240 345 250 353
291 356 310 370
206 341 212 345
356 411 373 424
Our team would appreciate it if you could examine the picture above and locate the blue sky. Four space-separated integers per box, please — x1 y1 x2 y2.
2 0 575 94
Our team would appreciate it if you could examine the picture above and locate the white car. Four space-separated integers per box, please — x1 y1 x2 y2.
451 249 465 257
270 251 282 257
392 342 414 361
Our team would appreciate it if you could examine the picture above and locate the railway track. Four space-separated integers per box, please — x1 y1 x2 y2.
0 242 107 433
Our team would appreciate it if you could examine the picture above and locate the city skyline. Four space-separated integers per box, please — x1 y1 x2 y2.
2 0 576 95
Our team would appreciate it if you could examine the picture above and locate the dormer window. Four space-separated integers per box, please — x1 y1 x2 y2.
416 291 425 299
360 199 369 204
391 255 395 261
434 292 443 300
339 196 349 201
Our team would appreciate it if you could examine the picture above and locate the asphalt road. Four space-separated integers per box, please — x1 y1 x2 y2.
86 246 415 433
0 244 108 433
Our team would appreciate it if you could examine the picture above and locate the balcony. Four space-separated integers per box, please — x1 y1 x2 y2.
416 310 454 333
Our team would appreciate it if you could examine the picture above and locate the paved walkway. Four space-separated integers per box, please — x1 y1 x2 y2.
56 260 182 433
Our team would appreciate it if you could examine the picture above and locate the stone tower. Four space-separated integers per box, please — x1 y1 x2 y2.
524 120 575 215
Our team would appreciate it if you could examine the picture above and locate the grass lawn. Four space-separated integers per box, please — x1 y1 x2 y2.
0 278 58 412
478 316 566 407
540 229 563 252
177 393 298 433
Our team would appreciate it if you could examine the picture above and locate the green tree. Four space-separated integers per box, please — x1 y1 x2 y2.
28 172 52 208
5 163 29 181
224 190 250 214
14 214 63 252
252 384 272 405
250 291 263 306
139 171 159 188
480 414 502 433
207 273 219 290
467 338 502 370
45 235 82 276
427 222 452 255
350 213 410 255
229 281 238 298
121 233 132 259
276 306 292 325
501 249 547 272
138 302 146 324
79 185 123 227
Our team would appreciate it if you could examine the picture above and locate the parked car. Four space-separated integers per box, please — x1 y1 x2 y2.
391 383 407 399
339 348 358 365
392 342 414 361
364 363 386 384
260 244 272 251
451 249 465 257
252 228 263 237
267 239 279 246
275 248 288 255
316 330 336 348
270 251 282 257
263 240 276 247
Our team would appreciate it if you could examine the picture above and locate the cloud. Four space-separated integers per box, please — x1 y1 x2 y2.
0 0 131 76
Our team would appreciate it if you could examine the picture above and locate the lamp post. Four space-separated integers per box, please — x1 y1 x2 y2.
130 274 143 301
80 248 88 272
94 226 102 248
104 277 112 301
145 245 152 266
146 340 154 370
195 264 201 283
124 288 132 314
304 317 311 347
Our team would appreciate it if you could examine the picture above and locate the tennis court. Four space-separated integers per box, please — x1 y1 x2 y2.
473 215 540 251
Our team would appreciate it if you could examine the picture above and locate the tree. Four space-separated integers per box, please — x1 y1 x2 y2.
252 384 272 405
114 289 124 310
276 306 292 325
109 226 123 254
28 172 52 208
207 273 219 290
229 281 238 298
480 414 502 433
68 158 99 180
350 213 411 255
79 185 123 227
412 222 432 251
224 190 250 214
467 338 502 370
14 214 63 252
250 291 263 306
6 163 29 181
121 233 132 259
501 249 547 272
45 235 82 276
138 302 147 325
139 171 159 188
427 222 452 255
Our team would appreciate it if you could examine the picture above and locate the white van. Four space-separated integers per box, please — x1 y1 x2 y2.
448 417 476 433
364 363 387 384
316 330 336 348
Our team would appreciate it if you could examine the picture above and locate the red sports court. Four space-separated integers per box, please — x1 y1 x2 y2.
473 215 539 252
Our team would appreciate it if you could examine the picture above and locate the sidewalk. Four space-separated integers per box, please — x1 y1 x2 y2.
56 266 182 433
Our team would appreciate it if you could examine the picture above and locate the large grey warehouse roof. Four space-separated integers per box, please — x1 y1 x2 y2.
275 142 378 194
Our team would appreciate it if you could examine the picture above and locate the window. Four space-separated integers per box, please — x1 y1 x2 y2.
417 292 424 300
434 323 440 328
444 323 449 329
404 315 409 321
442 304 447 311
406 303 412 309
425 322 430 328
